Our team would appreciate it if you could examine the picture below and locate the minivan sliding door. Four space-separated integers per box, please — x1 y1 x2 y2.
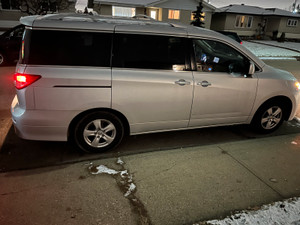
112 33 194 134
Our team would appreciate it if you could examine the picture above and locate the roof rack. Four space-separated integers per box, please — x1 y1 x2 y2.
20 13 175 28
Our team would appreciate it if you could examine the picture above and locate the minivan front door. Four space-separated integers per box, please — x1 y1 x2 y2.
111 33 193 134
189 39 258 127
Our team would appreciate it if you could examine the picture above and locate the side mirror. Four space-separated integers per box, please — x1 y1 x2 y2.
248 61 255 76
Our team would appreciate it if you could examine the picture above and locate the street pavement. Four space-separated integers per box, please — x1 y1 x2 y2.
0 133 300 225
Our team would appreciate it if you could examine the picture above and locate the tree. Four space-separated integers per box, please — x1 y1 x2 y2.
191 0 205 28
0 0 71 15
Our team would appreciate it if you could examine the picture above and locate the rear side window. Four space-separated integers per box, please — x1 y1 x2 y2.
113 34 187 70
23 30 112 67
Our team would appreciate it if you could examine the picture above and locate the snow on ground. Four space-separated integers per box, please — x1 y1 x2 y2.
251 40 300 52
89 158 136 198
199 197 300 225
243 41 300 58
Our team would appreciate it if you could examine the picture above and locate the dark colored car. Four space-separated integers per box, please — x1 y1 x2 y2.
0 25 24 66
217 31 243 44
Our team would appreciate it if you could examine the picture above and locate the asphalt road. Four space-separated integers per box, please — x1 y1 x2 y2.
1 60 300 172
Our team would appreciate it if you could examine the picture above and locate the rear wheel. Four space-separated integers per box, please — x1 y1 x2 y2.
251 101 285 133
73 112 124 153
0 52 6 66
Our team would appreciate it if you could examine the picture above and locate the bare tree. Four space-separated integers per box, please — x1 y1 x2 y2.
0 0 71 15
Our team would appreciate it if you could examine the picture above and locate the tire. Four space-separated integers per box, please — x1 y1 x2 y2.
0 52 6 66
73 111 124 153
251 101 285 133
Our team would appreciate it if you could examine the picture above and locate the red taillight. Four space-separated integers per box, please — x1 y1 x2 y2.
14 73 41 90
240 41 243 45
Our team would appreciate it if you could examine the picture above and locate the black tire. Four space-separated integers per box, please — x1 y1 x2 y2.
73 111 124 153
0 52 6 66
251 101 285 133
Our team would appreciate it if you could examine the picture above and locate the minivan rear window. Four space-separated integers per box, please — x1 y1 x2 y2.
113 34 187 70
23 30 112 67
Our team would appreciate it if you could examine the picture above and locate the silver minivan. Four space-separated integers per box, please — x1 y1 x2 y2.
11 13 300 153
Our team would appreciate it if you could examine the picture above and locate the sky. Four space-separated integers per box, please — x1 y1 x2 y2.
208 0 297 11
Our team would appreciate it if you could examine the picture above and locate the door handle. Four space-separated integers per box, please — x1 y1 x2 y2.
175 79 191 86
198 80 211 87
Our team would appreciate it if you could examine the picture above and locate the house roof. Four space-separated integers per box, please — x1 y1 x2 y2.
94 0 164 7
217 4 300 18
95 0 216 10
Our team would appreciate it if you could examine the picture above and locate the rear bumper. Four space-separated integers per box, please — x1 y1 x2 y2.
11 95 70 141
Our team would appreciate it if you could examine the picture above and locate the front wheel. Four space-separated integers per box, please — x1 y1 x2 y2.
73 112 124 153
251 102 285 133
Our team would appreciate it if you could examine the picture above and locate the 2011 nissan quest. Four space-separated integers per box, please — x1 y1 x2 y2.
11 13 300 153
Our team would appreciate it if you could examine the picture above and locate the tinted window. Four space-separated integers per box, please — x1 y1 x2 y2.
25 30 112 67
113 34 187 70
193 39 249 75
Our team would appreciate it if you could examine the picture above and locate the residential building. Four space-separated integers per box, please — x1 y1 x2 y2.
211 4 300 39
93 0 216 29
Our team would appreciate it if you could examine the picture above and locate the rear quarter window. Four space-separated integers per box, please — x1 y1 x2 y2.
23 30 112 67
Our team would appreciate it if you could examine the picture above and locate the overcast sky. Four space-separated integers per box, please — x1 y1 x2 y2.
208 0 297 11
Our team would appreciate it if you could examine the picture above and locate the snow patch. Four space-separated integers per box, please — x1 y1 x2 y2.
243 41 300 58
117 157 124 165
204 197 300 225
89 159 136 198
124 183 136 197
90 165 119 175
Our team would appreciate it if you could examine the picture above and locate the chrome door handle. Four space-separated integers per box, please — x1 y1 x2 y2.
175 79 191 86
198 80 211 87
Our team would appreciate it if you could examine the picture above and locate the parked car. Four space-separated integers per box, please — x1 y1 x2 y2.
0 25 24 66
217 31 243 44
11 14 300 153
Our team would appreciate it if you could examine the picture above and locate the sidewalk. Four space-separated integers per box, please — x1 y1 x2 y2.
1 133 300 225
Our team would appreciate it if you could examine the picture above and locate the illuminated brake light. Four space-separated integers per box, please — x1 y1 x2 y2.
14 73 41 90
240 41 243 45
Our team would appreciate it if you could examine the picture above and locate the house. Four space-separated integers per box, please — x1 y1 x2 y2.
92 0 216 29
211 4 300 40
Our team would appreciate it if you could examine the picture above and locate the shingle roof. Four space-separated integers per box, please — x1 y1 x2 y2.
218 4 300 18
93 0 165 7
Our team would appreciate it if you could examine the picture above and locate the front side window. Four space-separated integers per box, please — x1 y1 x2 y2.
193 39 250 76
235 15 253 28
168 9 180 20
113 34 186 70
24 30 112 67
112 6 136 17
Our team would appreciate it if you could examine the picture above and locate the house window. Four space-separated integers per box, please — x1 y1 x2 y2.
235 15 253 28
112 6 136 17
150 9 158 20
191 12 205 21
287 19 298 27
168 9 180 20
